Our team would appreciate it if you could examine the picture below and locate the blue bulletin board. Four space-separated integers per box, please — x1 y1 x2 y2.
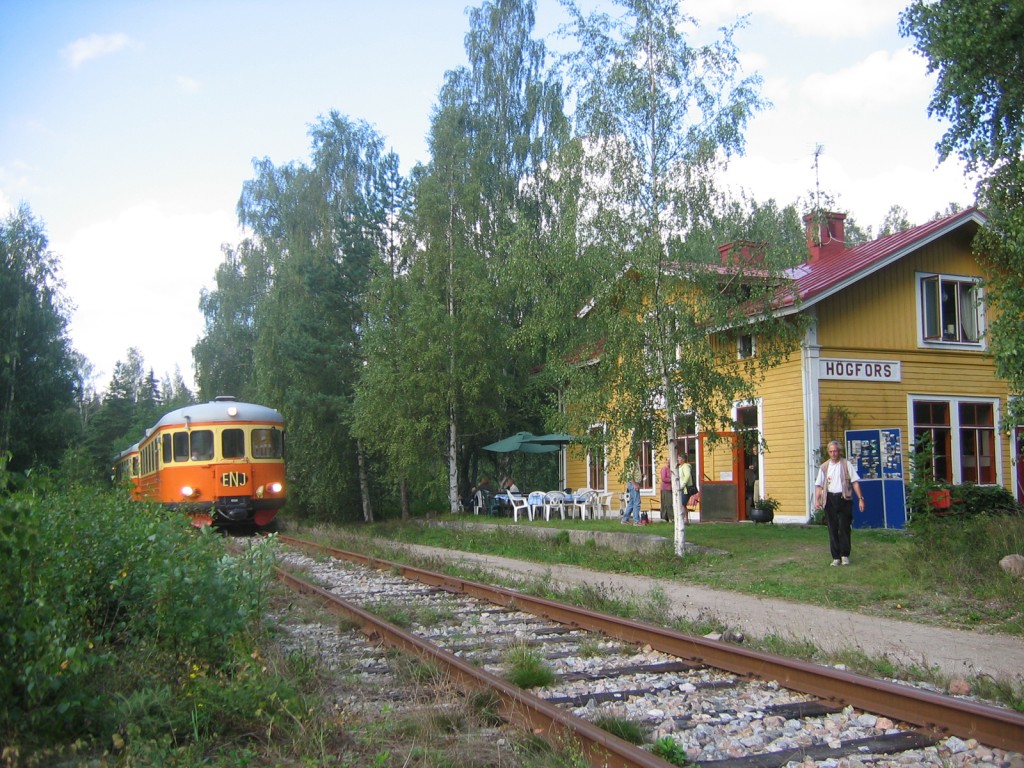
846 428 907 529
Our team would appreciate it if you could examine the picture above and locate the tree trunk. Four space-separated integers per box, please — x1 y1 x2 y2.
357 439 374 523
448 407 460 514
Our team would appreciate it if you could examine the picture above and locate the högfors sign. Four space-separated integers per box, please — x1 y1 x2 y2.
819 358 901 382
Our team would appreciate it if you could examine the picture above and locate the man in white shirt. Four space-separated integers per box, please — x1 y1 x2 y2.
814 440 865 566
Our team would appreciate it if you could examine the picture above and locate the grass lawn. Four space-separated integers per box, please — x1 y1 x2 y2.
314 513 1024 638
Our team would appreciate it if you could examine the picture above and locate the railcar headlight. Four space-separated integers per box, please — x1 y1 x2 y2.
181 485 199 498
269 482 283 494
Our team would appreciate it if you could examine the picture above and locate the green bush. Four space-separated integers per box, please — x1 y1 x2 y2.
0 480 280 749
906 432 1023 526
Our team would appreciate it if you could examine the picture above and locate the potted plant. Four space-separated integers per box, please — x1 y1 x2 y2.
749 495 779 524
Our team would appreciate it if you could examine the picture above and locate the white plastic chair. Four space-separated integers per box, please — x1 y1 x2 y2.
566 489 597 520
527 491 545 520
543 490 566 520
507 491 532 522
595 490 615 518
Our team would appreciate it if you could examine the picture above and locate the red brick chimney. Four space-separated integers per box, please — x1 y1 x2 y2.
718 240 766 267
803 211 846 262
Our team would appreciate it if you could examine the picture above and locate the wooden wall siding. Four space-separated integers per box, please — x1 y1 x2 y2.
561 227 1013 521
819 351 1011 483
757 355 812 519
566 446 589 492
816 237 982 351
812 232 1010 490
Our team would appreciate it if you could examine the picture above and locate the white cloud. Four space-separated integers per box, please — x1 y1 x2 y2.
62 33 132 69
55 202 240 388
176 75 201 93
690 0 905 39
797 47 930 112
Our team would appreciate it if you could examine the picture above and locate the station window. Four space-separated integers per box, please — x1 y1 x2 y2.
634 439 655 490
919 274 982 345
912 397 997 484
222 428 245 459
251 428 283 459
737 333 755 359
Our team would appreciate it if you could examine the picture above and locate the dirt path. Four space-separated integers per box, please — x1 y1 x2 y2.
395 542 1024 684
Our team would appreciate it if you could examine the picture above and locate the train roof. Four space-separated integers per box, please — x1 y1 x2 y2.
114 442 140 460
152 397 284 430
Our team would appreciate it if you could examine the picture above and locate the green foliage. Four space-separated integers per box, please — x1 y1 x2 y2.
593 714 645 745
908 432 1023 528
534 1 810 556
0 205 80 473
753 495 780 513
905 432 941 523
900 0 1024 172
0 482 280 749
900 0 1024 422
905 512 1024 604
353 0 570 515
504 643 556 688
194 241 269 402
651 735 691 766
235 113 398 520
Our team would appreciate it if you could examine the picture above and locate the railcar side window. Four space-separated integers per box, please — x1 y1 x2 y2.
251 428 282 459
222 429 245 459
173 432 190 462
162 434 172 463
190 430 214 461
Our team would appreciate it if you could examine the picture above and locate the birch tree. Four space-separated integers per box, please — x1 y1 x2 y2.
549 0 807 555
400 0 568 514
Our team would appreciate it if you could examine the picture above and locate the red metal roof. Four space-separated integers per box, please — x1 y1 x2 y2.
778 207 986 313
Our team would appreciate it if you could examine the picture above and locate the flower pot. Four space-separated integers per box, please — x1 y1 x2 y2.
749 506 774 524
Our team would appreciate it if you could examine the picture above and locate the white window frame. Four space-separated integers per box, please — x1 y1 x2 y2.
586 423 607 491
908 395 1001 485
737 332 756 360
915 272 984 349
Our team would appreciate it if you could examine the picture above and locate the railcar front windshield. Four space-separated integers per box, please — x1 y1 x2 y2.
251 428 283 459
222 428 245 459
169 430 214 461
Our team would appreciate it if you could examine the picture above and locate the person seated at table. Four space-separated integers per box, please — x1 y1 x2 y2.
495 477 521 515
465 476 492 512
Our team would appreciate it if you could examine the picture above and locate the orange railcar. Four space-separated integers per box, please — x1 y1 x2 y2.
112 442 142 500
131 396 286 528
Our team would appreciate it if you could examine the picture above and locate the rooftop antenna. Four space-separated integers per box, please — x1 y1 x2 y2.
812 143 824 213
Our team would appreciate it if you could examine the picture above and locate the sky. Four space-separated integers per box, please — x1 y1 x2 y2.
0 0 975 394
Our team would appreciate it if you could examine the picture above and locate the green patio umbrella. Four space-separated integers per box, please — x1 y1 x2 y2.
527 433 578 446
482 431 560 453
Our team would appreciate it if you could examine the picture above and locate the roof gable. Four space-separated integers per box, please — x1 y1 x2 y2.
779 208 986 313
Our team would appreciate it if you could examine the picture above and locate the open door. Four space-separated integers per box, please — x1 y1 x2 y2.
698 432 741 521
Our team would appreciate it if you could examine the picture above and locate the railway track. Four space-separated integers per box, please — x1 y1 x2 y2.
272 534 1024 767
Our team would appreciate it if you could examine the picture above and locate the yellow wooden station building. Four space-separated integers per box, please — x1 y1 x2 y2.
562 208 1019 526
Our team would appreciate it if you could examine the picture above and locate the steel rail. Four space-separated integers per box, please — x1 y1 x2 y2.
275 566 676 768
279 535 1024 753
